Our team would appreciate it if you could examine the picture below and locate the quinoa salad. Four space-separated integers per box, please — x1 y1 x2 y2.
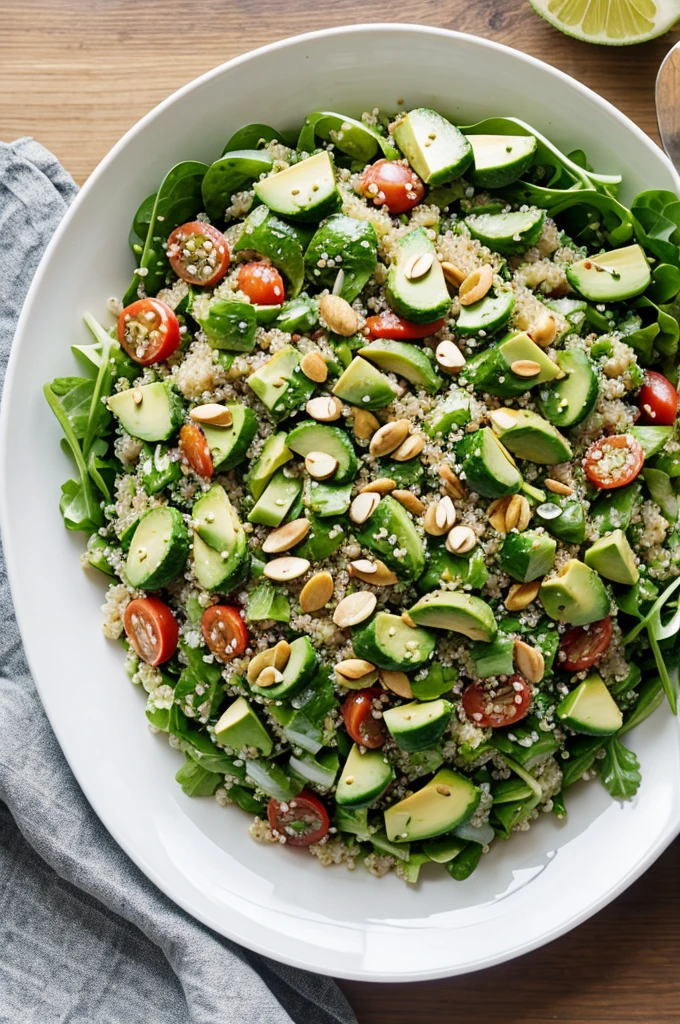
45 107 680 884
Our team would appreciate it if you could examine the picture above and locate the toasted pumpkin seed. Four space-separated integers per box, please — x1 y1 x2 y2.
299 571 334 612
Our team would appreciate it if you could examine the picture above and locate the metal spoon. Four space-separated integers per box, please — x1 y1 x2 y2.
656 40 680 167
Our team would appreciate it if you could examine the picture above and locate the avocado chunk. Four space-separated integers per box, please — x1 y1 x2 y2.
250 635 318 699
248 346 315 420
499 530 557 582
304 214 378 302
193 530 249 593
456 427 522 499
489 408 572 465
538 348 598 428
286 420 358 484
408 590 497 642
392 108 473 185
193 482 242 553
386 228 451 324
254 150 341 222
139 443 182 495
499 333 561 383
352 611 436 671
332 356 397 410
125 507 189 589
465 208 545 255
248 468 302 527
215 696 273 755
108 382 184 443
585 528 639 585
556 673 623 736
335 745 394 809
246 431 293 500
539 559 611 626
383 699 453 752
471 634 515 678
423 389 471 437
200 404 258 472
417 545 489 593
358 339 442 393
466 133 537 188
384 768 480 842
464 332 560 397
354 494 425 580
232 205 304 296
566 244 650 302
456 289 515 337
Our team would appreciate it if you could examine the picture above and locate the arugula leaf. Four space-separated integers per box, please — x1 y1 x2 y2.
562 736 604 788
87 438 118 502
598 736 641 800
631 190 680 267
647 629 678 715
622 575 680 643
619 676 665 737
48 377 98 439
44 381 103 532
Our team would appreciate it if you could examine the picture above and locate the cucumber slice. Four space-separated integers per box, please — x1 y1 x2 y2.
335 745 395 809
408 590 497 642
254 151 341 222
286 420 358 484
465 208 545 255
245 759 302 802
193 531 249 593
214 696 273 755
139 443 182 495
386 228 451 324
254 304 282 324
423 390 471 437
535 498 586 544
295 515 346 562
201 405 257 471
489 408 572 464
108 382 184 443
250 635 318 699
332 356 397 410
304 215 378 302
289 750 339 789
384 768 480 843
499 530 557 582
466 134 537 188
248 346 315 420
275 294 318 334
538 348 598 428
352 611 436 671
354 494 425 580
304 479 353 517
629 425 673 459
358 339 442 393
246 431 293 500
417 546 489 593
248 469 302 527
392 108 472 186
456 290 515 336
566 244 650 302
383 699 453 752
556 673 623 737
125 507 189 589
233 205 304 296
456 427 522 499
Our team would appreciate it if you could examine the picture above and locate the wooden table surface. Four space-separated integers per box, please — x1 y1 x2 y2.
2 1 679 1020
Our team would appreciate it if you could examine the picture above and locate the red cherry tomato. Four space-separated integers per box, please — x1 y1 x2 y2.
583 434 644 490
638 370 678 426
559 617 613 672
117 298 181 365
201 605 248 663
341 688 387 749
359 159 425 214
238 262 285 305
462 677 532 729
365 311 448 340
167 221 230 287
267 790 330 847
124 597 179 666
179 424 213 478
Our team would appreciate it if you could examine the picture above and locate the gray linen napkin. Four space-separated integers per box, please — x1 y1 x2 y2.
0 138 356 1024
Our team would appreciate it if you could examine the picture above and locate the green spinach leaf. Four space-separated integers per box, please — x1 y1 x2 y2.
175 758 223 797
598 736 641 799
631 190 680 267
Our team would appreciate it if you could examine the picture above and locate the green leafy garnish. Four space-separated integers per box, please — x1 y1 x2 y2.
598 737 641 799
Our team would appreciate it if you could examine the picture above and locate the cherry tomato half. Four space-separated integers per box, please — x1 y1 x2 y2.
238 262 285 306
201 605 248 663
359 159 425 214
365 311 448 340
117 298 181 365
583 434 645 490
124 597 179 666
638 370 679 427
559 616 613 672
267 790 330 847
462 677 532 729
179 423 213 478
341 688 387 749
167 221 230 287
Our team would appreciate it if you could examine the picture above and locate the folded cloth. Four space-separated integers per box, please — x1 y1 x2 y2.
0 139 356 1024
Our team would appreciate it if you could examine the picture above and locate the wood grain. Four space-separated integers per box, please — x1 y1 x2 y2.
2 2 680 1021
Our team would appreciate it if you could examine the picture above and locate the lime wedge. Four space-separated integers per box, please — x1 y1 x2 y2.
530 0 680 44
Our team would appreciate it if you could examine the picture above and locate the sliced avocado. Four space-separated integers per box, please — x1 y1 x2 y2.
254 150 341 222
456 427 522 499
464 332 560 397
250 635 318 699
335 745 395 809
456 289 515 337
246 431 293 500
566 244 650 302
471 634 515 678
304 479 352 517
466 133 537 188
383 699 453 752
538 348 598 428
304 214 378 302
332 356 397 410
629 425 673 459
201 404 258 472
247 346 315 420
125 507 189 589
417 545 489 593
584 529 639 585
408 590 497 642
192 483 241 552
354 494 425 580
539 559 611 626
286 420 358 484
233 205 304 296
556 674 622 736
193 299 257 352
358 339 442 393
499 530 557 582
386 228 451 324
499 333 561 384
465 208 545 255
489 408 572 465
352 611 436 671
248 469 302 527
384 768 480 842
215 696 273 755
392 108 473 185
108 382 184 443
423 389 471 437
193 530 249 593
